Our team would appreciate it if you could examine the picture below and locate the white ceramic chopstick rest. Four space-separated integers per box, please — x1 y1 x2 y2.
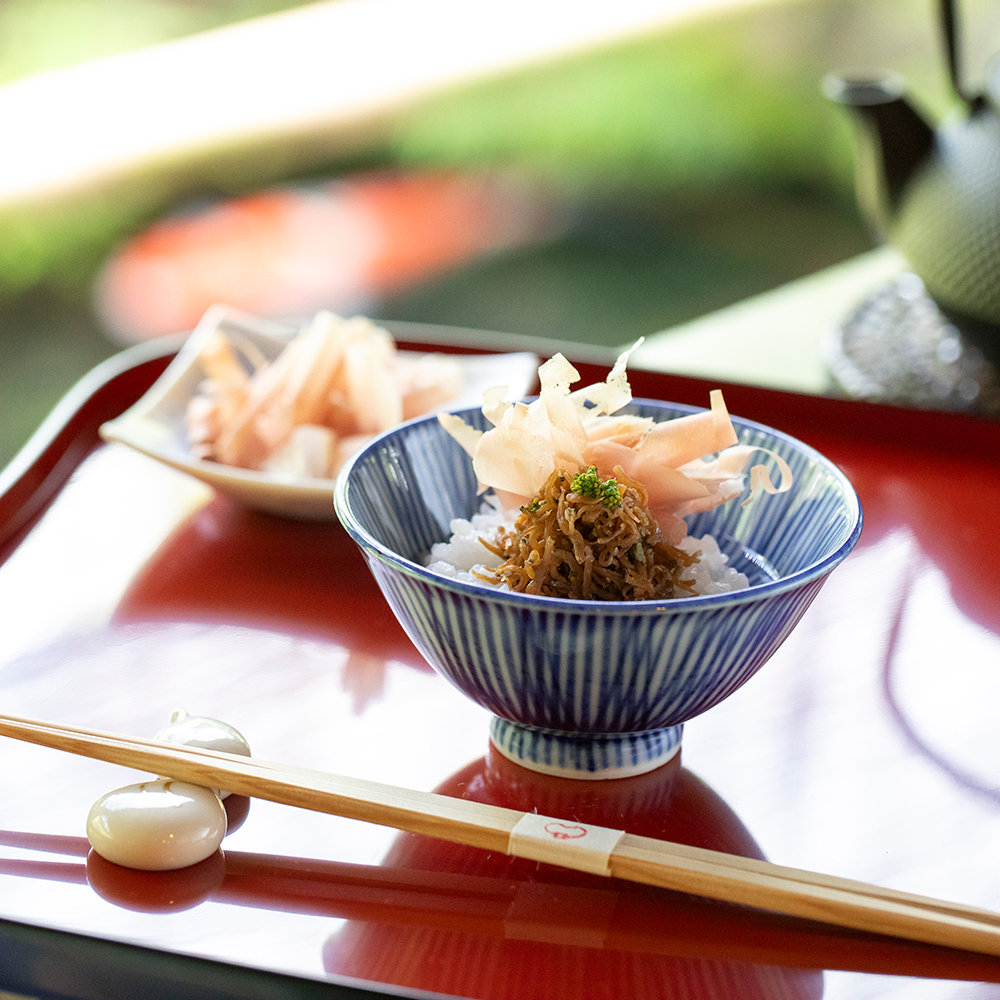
86 778 227 871
155 710 251 799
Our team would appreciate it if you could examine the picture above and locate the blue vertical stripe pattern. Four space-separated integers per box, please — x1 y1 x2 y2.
337 400 862 776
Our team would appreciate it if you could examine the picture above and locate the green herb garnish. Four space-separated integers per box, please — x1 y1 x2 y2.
570 466 622 508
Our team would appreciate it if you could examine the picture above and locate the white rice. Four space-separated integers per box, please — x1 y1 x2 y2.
425 499 511 586
424 499 749 596
674 533 750 596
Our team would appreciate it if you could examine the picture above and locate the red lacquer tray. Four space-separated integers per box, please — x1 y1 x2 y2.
2 325 1000 999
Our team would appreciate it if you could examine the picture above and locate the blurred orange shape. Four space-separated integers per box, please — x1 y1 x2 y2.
95 171 555 343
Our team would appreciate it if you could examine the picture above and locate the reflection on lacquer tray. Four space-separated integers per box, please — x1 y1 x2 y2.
325 748 1000 998
113 494 432 712
0 795 249 912
841 454 1000 639
5 751 1000 998
833 446 1000 809
115 494 424 658
881 548 1000 807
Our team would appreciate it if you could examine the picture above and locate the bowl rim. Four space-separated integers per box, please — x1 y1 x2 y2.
334 398 864 614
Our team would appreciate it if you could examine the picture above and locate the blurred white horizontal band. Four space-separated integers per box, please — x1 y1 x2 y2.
0 0 763 206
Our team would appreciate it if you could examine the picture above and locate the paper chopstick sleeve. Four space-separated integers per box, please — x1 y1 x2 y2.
508 813 625 875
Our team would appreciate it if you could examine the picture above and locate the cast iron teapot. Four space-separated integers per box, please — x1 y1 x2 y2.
825 0 1000 363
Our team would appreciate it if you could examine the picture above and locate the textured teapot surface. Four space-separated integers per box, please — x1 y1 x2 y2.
828 67 1000 361
828 0 1000 363
892 103 1000 332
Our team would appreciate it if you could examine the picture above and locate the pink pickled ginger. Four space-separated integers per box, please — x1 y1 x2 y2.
438 343 792 544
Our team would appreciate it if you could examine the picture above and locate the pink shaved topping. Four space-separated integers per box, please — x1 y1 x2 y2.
438 342 792 538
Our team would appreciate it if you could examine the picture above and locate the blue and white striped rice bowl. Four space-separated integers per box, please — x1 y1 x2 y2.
335 399 862 779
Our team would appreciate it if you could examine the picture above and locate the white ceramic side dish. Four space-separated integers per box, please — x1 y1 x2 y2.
99 305 539 519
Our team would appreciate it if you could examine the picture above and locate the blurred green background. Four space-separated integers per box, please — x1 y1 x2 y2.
2 0 999 469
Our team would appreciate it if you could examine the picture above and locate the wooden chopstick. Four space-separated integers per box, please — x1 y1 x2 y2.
3 711 1000 959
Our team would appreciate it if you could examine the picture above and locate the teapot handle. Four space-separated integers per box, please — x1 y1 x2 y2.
939 0 985 111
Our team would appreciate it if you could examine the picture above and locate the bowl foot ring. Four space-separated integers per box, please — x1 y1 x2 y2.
489 717 683 780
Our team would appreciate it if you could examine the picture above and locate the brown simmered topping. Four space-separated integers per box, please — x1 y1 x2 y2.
478 466 699 601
